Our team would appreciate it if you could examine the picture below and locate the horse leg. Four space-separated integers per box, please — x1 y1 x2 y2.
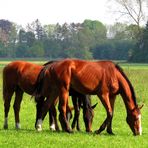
58 89 72 133
106 95 116 135
3 90 14 129
95 93 113 134
71 96 80 131
49 104 60 131
76 110 80 131
35 96 44 131
13 87 23 129
49 107 55 131
36 94 58 131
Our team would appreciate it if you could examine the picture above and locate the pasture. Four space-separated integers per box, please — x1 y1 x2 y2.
0 61 148 148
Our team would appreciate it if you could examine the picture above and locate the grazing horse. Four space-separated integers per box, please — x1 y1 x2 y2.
3 61 95 132
41 61 97 132
34 59 143 135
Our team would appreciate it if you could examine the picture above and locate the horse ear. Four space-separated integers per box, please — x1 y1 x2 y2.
91 103 98 109
139 104 144 110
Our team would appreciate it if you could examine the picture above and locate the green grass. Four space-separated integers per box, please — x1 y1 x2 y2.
0 61 148 148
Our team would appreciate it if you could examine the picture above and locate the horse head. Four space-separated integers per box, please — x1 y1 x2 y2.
81 101 98 132
126 104 144 136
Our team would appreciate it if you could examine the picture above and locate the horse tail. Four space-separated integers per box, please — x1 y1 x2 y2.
2 64 14 105
33 66 47 99
115 64 137 105
2 66 7 101
33 61 58 101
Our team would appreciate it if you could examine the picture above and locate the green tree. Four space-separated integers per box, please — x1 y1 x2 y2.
80 20 107 47
28 41 44 57
129 22 148 62
18 29 26 44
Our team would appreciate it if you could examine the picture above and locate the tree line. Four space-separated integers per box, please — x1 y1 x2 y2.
0 19 148 62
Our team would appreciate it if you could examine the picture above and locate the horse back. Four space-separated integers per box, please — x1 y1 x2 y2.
46 59 118 95
67 60 118 94
3 61 43 94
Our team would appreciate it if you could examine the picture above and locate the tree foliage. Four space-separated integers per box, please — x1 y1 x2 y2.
129 21 148 62
0 19 148 62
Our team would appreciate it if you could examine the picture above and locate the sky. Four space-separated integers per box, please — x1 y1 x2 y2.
0 0 116 26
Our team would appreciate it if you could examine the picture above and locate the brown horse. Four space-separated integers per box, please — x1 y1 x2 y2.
42 61 97 132
34 59 143 135
3 60 95 132
3 61 42 129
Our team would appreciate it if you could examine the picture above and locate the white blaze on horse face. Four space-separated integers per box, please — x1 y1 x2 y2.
50 123 56 131
138 114 142 135
36 119 42 132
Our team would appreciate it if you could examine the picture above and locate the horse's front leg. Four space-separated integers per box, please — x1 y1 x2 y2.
36 94 57 131
35 96 44 131
106 95 116 135
95 93 113 134
48 104 60 131
71 96 80 131
58 89 72 133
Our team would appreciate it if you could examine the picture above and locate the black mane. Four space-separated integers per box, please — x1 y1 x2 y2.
115 64 137 105
43 60 57 66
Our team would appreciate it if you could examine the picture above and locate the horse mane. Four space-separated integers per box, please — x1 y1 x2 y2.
115 64 137 105
43 60 57 66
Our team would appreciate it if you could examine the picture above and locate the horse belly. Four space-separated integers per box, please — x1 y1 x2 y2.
18 75 37 95
71 73 101 94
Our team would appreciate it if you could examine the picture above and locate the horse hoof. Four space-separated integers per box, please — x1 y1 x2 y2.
66 129 73 133
15 127 21 130
36 119 42 132
36 127 42 132
36 125 42 132
77 128 81 131
108 132 115 135
107 129 115 135
94 130 101 134
50 124 56 131
15 123 21 130
3 124 8 129
110 133 115 136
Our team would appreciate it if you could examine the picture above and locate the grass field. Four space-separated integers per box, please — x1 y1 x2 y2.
0 61 148 148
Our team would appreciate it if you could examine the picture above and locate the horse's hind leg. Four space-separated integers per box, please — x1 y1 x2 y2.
3 90 14 129
13 87 23 129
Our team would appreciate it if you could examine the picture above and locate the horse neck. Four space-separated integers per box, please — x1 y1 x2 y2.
117 71 137 113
